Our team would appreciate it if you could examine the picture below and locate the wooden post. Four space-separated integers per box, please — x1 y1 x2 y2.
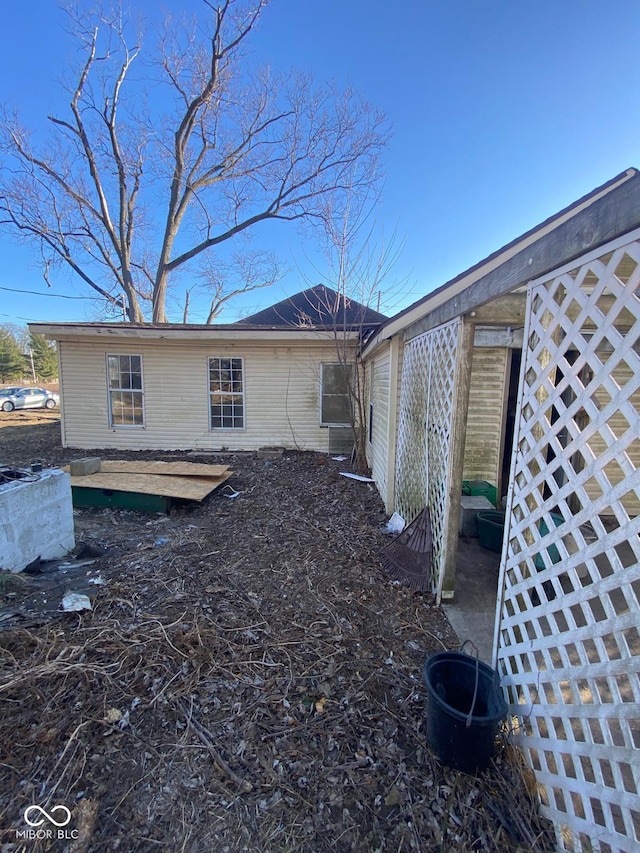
438 318 475 601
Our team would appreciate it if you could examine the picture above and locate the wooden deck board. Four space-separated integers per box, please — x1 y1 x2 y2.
97 460 230 477
68 471 233 500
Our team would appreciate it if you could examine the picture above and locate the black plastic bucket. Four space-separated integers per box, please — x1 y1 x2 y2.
423 651 507 774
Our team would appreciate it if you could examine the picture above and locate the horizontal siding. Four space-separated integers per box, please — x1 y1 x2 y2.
389 341 405 515
369 346 391 498
58 338 355 452
365 362 374 469
463 347 509 486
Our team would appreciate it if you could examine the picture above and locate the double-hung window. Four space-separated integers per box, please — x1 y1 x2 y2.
320 362 353 426
209 357 244 429
107 354 144 427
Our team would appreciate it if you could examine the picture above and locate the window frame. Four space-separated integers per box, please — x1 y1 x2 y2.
320 362 353 427
208 356 245 431
106 353 145 428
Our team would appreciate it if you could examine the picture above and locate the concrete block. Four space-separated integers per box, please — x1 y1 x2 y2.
69 457 101 476
257 447 284 459
459 495 494 538
0 468 75 572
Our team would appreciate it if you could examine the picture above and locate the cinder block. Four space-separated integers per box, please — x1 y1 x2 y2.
69 457 101 476
257 447 284 459
459 495 494 537
0 469 75 572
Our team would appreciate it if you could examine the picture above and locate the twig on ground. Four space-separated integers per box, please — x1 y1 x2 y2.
175 698 253 793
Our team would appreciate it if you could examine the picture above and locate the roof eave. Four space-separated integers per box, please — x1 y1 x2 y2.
362 166 640 357
28 322 366 343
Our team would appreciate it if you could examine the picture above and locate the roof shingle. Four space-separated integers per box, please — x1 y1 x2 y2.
235 285 387 329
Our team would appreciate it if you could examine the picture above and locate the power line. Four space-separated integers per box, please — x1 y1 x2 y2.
0 312 41 322
0 285 95 300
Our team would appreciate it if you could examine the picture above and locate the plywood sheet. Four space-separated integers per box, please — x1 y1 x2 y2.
98 460 230 477
68 471 233 501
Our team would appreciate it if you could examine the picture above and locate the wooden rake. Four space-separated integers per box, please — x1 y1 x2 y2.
380 507 433 592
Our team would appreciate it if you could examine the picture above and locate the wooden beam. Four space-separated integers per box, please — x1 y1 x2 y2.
473 327 525 348
405 171 640 340
465 294 527 326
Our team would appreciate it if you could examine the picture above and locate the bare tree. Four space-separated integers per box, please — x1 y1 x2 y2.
0 0 387 323
311 197 408 474
298 193 408 474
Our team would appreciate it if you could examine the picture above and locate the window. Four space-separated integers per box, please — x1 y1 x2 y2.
107 354 144 427
321 363 353 426
209 357 244 429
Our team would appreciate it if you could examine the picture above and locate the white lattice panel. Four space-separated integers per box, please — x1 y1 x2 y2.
426 322 460 601
496 234 640 853
395 319 461 598
396 335 429 525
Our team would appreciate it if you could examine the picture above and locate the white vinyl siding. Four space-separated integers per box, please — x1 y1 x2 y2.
106 354 144 427
364 338 403 512
57 338 357 452
462 347 509 485
367 347 391 500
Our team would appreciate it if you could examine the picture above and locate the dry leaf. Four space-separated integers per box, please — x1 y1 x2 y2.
104 708 123 724
385 785 402 807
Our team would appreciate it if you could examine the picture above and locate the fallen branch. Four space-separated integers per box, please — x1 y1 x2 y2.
175 698 253 793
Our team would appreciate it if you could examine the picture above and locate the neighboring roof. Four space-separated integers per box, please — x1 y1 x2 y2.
363 167 640 356
235 285 388 329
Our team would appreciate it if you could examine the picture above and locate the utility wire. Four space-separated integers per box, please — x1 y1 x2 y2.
0 312 41 322
0 285 94 300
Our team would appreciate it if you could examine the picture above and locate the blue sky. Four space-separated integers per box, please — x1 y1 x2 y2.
1 0 639 326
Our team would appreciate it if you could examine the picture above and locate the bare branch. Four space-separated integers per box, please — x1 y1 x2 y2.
0 0 387 324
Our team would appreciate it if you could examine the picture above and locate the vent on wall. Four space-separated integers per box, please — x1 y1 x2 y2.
328 427 354 455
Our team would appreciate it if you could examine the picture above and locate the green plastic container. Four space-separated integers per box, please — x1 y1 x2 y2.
462 480 498 507
476 510 506 553
534 513 564 570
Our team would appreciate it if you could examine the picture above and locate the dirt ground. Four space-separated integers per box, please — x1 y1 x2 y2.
0 411 554 852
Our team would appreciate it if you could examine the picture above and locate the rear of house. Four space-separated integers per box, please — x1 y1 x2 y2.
28 175 640 852
29 325 359 453
31 286 386 455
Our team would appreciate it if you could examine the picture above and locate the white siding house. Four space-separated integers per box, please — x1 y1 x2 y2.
46 330 355 452
32 285 388 454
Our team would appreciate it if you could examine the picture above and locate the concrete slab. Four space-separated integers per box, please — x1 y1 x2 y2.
442 537 501 665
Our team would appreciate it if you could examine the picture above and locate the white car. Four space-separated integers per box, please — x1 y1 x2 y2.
0 387 60 412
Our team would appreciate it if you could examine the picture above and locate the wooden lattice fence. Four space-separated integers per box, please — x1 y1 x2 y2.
495 232 640 853
395 318 461 600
